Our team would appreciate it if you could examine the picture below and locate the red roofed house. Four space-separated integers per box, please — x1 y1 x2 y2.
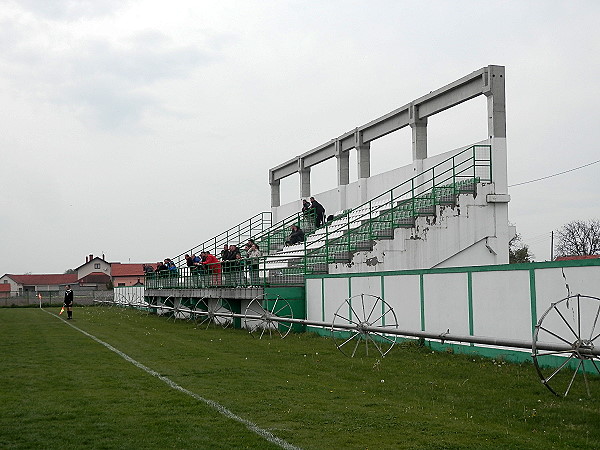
1 254 156 297
74 254 154 288
0 283 11 299
555 255 600 261
75 254 112 289
110 263 147 287
0 273 78 297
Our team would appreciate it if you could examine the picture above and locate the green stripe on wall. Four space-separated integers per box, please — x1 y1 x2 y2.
348 277 352 321
420 273 425 331
381 275 385 327
321 278 325 322
529 269 537 335
467 271 474 336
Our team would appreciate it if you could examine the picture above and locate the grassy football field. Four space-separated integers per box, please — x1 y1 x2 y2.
0 306 598 449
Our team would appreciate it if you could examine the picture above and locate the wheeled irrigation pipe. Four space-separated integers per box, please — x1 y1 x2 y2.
94 298 600 356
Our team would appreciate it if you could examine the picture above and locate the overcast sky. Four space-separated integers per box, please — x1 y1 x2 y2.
1 0 599 275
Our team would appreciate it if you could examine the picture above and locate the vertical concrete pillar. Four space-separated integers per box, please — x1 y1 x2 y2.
409 104 428 161
299 158 311 198
357 144 370 178
490 137 508 193
483 65 506 139
355 130 371 179
270 180 280 208
336 140 350 186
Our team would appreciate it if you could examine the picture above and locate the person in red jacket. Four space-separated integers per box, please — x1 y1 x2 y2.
201 251 221 285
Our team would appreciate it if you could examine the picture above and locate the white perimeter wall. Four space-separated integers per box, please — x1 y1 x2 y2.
113 285 146 305
306 260 600 349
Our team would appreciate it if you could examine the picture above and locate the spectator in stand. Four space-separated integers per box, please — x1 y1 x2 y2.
183 254 199 286
156 261 168 272
302 199 311 214
185 254 196 272
190 253 204 275
285 225 305 246
201 251 221 285
220 245 231 284
229 245 241 259
222 245 241 285
242 241 254 281
166 259 177 272
165 259 178 282
310 196 326 227
221 245 230 262
247 242 262 285
244 240 253 254
142 264 154 274
232 252 245 286
301 199 313 225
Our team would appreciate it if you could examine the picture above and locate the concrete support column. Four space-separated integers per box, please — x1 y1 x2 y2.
410 104 428 161
270 180 280 208
299 158 311 198
335 140 350 186
483 65 506 139
354 130 371 179
357 144 371 179
490 137 508 193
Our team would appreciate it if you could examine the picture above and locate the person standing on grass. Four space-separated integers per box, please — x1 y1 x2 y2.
64 285 74 320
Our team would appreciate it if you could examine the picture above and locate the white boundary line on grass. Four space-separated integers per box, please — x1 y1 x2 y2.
42 309 301 450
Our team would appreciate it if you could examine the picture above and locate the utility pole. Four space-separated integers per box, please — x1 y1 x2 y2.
550 231 554 261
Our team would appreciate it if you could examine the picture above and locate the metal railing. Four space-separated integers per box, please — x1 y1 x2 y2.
169 209 319 270
157 145 491 288
254 209 316 254
170 212 272 267
145 255 306 289
302 144 492 266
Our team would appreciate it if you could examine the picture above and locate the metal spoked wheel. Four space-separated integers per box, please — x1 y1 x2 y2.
194 298 233 329
243 296 293 339
332 294 399 358
115 291 146 309
96 292 114 307
168 299 192 321
532 294 600 397
155 297 173 317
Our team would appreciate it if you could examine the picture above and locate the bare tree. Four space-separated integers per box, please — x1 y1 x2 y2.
554 219 600 257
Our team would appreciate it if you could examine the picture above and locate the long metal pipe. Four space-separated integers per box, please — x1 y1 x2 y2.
101 300 600 357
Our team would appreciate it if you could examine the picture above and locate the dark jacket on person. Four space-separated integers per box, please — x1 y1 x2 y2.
311 199 325 217
64 289 74 305
287 227 305 245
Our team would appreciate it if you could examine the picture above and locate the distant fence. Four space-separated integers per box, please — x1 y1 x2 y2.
0 291 115 307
